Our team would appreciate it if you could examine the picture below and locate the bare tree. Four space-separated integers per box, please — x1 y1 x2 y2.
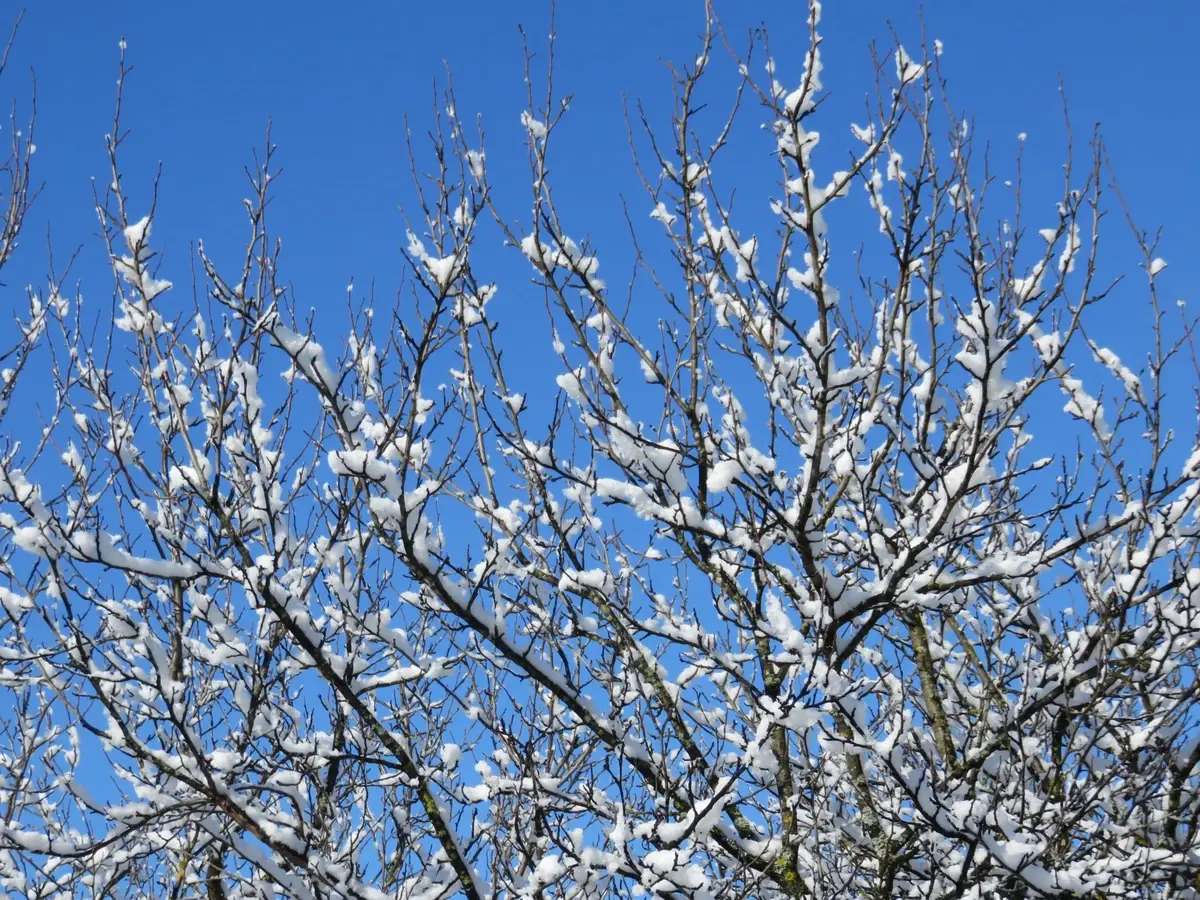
1 5 1198 898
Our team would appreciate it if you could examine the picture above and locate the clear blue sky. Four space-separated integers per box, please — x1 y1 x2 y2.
0 0 1194 867
1 0 1194 420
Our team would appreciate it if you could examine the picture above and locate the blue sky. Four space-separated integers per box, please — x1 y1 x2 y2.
0 0 1194 879
2 0 1193 351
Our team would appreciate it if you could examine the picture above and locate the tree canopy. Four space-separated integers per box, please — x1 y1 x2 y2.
1 4 1198 898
